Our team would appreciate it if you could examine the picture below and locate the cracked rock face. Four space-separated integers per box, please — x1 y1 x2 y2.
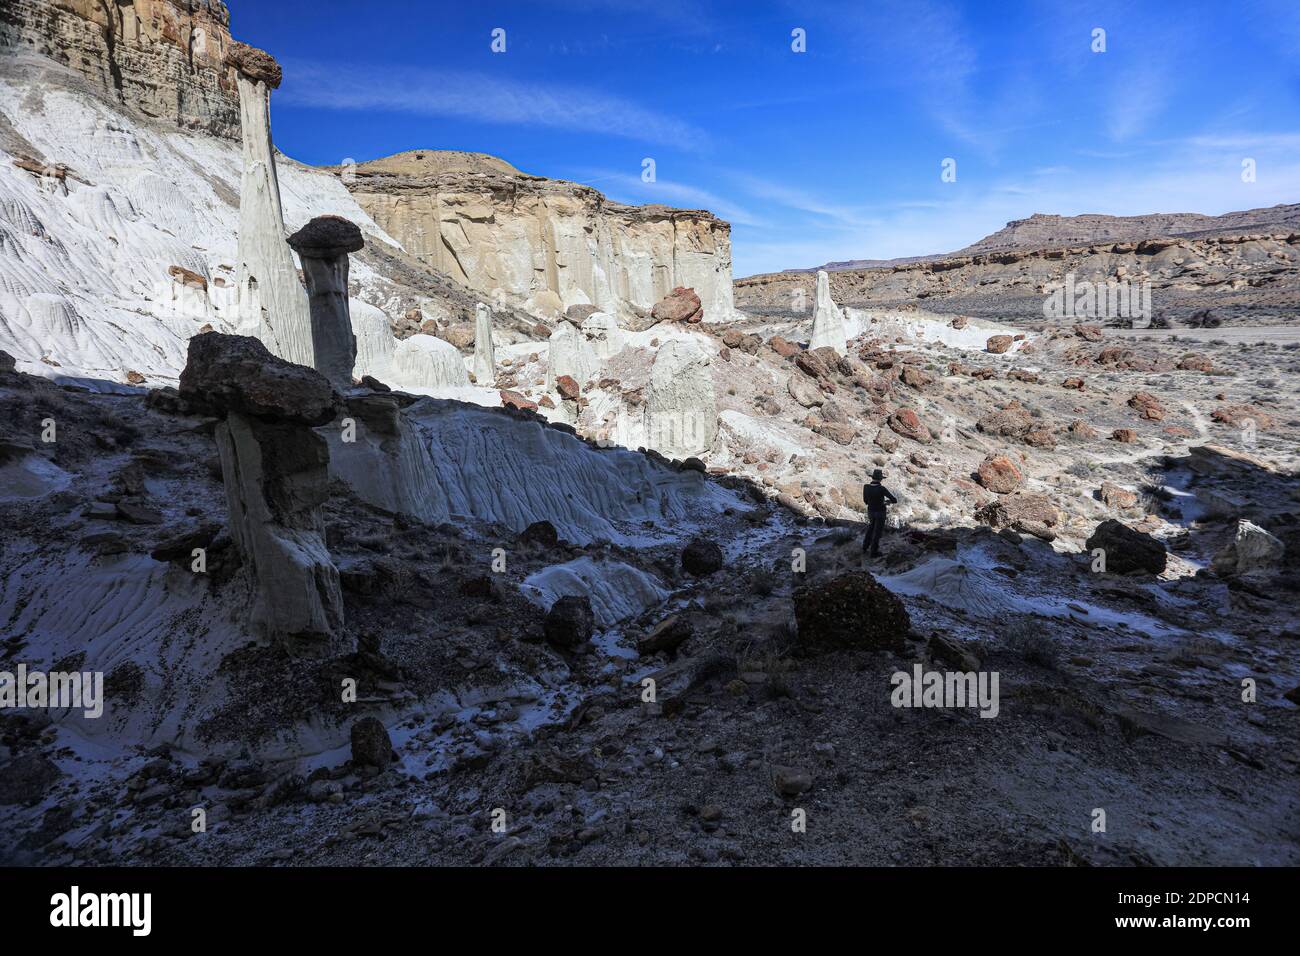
179 333 345 655
341 150 735 322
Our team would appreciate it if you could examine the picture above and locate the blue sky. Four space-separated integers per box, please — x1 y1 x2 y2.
231 0 1300 277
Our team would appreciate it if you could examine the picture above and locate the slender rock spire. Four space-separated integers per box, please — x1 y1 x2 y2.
810 269 848 356
288 215 364 389
226 42 313 366
473 302 495 385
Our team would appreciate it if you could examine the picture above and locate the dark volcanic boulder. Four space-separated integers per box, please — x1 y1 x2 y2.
350 717 395 769
179 332 340 425
544 595 595 648
681 537 724 576
519 520 559 548
793 572 910 652
1085 519 1167 575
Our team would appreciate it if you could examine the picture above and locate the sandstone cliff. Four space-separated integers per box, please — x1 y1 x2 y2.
338 150 736 323
0 0 240 138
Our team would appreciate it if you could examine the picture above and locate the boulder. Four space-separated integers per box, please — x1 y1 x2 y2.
769 335 801 358
976 400 1033 438
1177 353 1213 372
636 614 693 656
500 390 538 411
887 407 931 444
1085 519 1167 575
1127 391 1165 421
519 520 559 548
682 537 724 576
787 374 825 408
1210 404 1274 430
1098 481 1138 511
975 493 1060 540
986 334 1013 354
1212 520 1285 576
544 595 595 648
178 332 340 426
555 375 580 401
792 572 910 652
651 286 703 324
1111 428 1137 443
1067 419 1097 439
350 717 395 769
975 455 1023 494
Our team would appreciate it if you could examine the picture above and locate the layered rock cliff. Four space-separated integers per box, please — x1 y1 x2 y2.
0 0 241 138
338 150 736 323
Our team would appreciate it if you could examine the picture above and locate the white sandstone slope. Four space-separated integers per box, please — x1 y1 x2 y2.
522 557 670 627
345 398 745 544
809 269 847 355
0 73 398 385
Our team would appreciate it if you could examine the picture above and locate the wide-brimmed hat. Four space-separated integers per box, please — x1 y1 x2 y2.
870 468 883 481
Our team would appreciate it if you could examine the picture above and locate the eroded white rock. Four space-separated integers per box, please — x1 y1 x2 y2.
645 338 718 459
473 302 495 385
581 310 626 360
810 269 847 356
545 319 600 390
232 67 312 364
393 334 471 389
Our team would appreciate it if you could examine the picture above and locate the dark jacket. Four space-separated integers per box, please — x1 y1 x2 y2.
862 482 897 513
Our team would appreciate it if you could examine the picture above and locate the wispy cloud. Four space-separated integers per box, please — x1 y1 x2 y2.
571 169 767 226
279 61 708 149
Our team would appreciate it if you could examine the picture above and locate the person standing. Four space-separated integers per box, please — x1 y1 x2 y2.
862 469 897 558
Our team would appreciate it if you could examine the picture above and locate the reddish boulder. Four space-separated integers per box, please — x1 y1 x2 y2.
1128 391 1165 421
555 375 580 401
975 455 1023 494
651 287 703 324
887 407 931 444
500 390 538 411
